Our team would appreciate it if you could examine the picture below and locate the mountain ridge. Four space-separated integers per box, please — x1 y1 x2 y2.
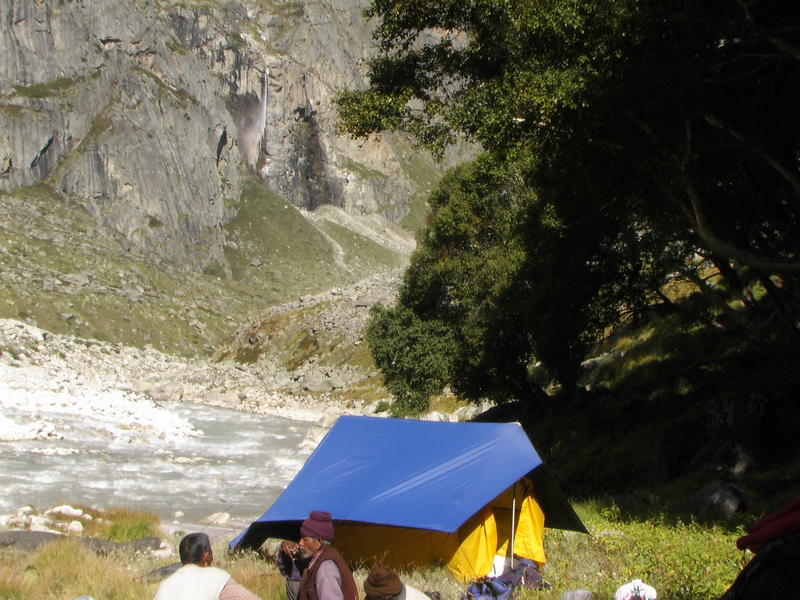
1 0 435 379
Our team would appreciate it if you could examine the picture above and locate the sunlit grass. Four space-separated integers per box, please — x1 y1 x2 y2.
103 508 161 542
0 501 749 600
14 539 151 600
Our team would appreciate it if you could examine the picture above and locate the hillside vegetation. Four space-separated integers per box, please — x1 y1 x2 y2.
336 0 800 508
0 176 411 357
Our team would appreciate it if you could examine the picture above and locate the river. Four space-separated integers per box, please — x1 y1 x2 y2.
0 402 314 525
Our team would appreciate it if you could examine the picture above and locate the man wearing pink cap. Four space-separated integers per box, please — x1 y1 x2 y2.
295 510 358 600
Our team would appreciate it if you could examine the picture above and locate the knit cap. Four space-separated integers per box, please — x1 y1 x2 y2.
300 510 334 541
363 563 403 599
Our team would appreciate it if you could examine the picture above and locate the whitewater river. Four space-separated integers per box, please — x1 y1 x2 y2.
0 403 314 524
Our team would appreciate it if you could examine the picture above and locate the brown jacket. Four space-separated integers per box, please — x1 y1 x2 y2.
298 546 358 600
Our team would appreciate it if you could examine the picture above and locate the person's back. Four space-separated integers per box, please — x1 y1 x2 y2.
154 532 260 600
154 563 231 600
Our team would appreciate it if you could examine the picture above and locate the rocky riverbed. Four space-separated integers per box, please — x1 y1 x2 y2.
0 316 355 526
0 317 373 439
0 267 486 537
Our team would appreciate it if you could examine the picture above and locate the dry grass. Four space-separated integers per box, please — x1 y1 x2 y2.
0 500 748 600
1 539 152 600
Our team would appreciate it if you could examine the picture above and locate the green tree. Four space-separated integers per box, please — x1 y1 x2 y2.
341 0 800 411
365 304 455 415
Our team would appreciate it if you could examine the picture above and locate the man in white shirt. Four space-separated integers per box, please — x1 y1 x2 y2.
154 532 260 600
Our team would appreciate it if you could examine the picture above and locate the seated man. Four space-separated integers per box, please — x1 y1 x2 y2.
154 532 260 600
296 510 358 600
276 539 309 600
363 562 431 600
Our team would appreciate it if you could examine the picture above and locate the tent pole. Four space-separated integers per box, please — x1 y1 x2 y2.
510 482 516 570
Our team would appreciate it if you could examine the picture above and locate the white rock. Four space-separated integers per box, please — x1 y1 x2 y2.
67 520 84 534
423 411 451 422
151 547 175 560
173 510 185 519
199 511 230 525
8 517 30 529
320 411 339 428
30 515 52 531
46 504 83 518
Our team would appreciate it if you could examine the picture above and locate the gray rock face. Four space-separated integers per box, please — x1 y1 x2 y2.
1 0 436 270
1 1 240 269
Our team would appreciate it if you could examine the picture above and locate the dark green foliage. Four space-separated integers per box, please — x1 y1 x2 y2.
339 0 800 508
342 0 800 428
365 304 455 415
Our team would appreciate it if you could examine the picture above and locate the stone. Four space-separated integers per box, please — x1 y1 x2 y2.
146 562 182 583
690 480 749 518
423 411 451 422
46 504 83 518
199 511 230 525
67 520 84 534
29 515 53 532
302 373 334 393
148 382 184 403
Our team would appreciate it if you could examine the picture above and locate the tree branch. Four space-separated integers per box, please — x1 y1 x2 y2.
685 176 800 274
738 0 800 60
703 113 800 199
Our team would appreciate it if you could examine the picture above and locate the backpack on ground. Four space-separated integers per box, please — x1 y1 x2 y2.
461 556 549 600
462 577 515 600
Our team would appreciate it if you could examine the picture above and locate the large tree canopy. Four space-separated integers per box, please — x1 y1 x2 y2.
342 0 800 411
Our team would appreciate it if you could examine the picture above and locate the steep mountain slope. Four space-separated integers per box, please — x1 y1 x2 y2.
1 0 438 268
1 0 435 357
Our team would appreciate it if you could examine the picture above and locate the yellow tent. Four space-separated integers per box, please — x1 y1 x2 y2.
327 478 546 581
231 417 587 580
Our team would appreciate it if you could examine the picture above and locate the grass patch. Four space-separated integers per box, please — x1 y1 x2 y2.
19 539 149 600
12 77 77 99
341 157 388 181
134 67 198 108
0 500 751 600
102 508 161 542
1 173 409 362
390 134 442 233
223 177 351 297
536 502 745 600
1 185 259 356
316 219 407 272
0 103 40 119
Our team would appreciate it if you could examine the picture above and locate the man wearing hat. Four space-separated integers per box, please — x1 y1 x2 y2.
363 563 432 600
296 510 358 600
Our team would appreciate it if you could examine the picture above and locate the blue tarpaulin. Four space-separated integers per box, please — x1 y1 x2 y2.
231 416 586 553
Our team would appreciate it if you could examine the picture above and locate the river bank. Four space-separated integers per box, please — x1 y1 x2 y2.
0 317 378 444
0 316 379 527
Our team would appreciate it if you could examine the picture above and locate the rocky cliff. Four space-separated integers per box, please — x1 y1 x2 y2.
1 0 433 356
1 0 437 271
